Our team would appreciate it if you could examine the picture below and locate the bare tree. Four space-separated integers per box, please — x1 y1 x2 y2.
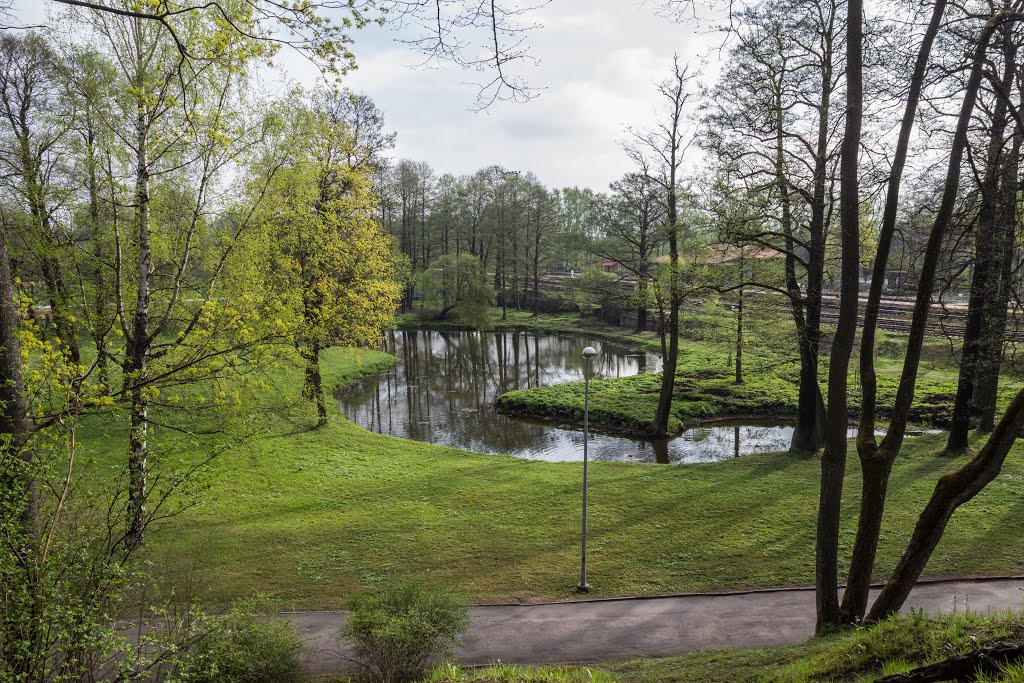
48 0 547 108
626 55 695 439
702 0 844 453
589 173 666 331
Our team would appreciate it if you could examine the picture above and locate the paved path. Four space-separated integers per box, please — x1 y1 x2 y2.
291 578 1024 676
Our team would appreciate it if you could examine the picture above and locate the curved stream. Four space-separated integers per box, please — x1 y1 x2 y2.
338 329 827 463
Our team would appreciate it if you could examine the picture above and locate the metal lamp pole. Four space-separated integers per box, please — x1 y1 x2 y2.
578 346 598 594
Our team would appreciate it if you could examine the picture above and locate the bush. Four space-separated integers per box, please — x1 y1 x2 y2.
187 604 305 683
341 582 469 683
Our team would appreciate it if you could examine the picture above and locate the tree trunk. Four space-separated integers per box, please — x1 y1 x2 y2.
841 0 948 621
864 10 1015 622
38 256 79 365
646 59 687 439
795 24 832 453
776 69 826 453
816 0 862 631
0 212 32 532
735 285 743 384
87 124 112 396
651 295 679 438
793 348 828 452
973 121 1021 432
126 69 152 547
947 25 1016 450
868 384 1024 621
535 198 545 317
303 340 328 427
651 189 679 439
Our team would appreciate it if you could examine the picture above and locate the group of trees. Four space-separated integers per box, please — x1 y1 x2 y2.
677 0 1024 631
4 0 1024 672
386 0 1024 637
376 160 599 317
0 4 403 676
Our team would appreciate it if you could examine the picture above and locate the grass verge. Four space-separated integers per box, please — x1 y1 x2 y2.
608 608 1024 682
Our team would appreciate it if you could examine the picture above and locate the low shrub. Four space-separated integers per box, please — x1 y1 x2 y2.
186 604 305 683
341 582 469 683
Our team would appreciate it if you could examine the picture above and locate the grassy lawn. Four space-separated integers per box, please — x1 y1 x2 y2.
76 340 1024 611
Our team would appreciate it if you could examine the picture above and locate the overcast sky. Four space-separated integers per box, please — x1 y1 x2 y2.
13 1 717 191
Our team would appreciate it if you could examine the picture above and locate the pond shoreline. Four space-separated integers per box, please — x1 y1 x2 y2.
396 311 665 354
340 328 682 462
494 399 798 440
392 313 976 447
494 401 944 444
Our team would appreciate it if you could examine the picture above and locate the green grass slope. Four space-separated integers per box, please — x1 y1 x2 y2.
76 344 1024 610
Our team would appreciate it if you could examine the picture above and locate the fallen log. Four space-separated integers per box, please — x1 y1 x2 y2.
875 642 1024 682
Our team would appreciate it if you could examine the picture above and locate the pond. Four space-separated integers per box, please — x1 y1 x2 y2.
337 330 830 463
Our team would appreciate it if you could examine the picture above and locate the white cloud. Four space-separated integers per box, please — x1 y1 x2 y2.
331 0 721 190
15 0 718 191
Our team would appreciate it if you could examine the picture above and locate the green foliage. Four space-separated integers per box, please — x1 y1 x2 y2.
1 408 217 682
252 90 403 352
341 582 469 683
571 268 626 317
418 254 496 329
186 603 305 683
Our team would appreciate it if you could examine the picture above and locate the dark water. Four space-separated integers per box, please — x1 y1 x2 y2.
338 330 819 463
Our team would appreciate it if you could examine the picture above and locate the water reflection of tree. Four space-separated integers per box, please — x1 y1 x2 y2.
338 330 658 457
342 333 810 465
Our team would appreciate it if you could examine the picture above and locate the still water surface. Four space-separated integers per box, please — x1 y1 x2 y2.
338 330 808 463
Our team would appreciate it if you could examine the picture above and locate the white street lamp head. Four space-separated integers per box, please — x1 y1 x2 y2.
582 346 598 359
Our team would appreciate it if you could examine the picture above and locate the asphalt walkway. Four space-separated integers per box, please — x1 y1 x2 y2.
292 577 1024 676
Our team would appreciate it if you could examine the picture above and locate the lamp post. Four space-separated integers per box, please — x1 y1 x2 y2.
578 345 598 594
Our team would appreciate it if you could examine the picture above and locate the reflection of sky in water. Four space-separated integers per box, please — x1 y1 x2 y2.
338 330 817 463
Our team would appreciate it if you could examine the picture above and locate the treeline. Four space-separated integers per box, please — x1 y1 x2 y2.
374 161 595 313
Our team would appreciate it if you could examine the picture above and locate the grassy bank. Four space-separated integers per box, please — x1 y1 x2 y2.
496 359 1005 436
474 311 1020 437
608 609 1024 682
76 343 1024 611
431 610 1024 682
